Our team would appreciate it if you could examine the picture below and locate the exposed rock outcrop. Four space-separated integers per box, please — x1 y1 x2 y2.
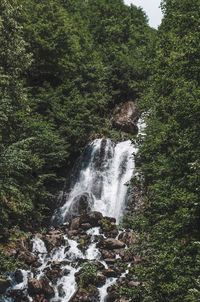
113 101 139 134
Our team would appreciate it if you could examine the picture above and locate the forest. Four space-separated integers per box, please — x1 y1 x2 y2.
0 0 200 301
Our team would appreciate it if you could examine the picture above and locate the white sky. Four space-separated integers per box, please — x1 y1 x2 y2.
124 0 163 28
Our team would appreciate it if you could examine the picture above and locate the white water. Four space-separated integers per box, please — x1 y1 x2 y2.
56 138 135 224
99 277 117 302
3 119 145 302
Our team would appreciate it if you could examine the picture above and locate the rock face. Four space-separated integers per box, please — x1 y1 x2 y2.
113 101 139 134
0 278 11 294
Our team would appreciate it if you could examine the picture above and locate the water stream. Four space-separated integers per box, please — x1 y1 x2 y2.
2 119 145 302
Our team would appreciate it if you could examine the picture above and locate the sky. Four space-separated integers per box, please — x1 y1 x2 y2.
124 0 163 28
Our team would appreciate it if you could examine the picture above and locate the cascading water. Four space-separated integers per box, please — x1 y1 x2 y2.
2 119 145 302
54 138 135 224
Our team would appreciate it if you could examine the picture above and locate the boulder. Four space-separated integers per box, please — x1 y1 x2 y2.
14 269 24 284
128 281 141 287
0 278 11 294
58 284 65 298
80 223 92 230
92 261 106 271
33 294 49 302
69 192 92 216
101 250 116 259
7 289 29 302
113 101 139 134
98 238 125 250
28 277 55 298
102 268 118 278
81 211 103 227
18 250 37 266
70 217 81 231
44 266 63 284
69 286 99 302
95 273 106 286
118 231 137 247
68 230 79 237
43 230 66 252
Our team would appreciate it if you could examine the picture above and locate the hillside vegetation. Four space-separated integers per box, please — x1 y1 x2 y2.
0 0 153 237
123 1 200 301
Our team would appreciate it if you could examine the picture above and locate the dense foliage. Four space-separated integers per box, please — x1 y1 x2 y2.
122 1 200 301
0 0 153 238
1 0 199 300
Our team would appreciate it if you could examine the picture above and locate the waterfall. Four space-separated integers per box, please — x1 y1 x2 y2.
54 138 136 224
2 119 146 302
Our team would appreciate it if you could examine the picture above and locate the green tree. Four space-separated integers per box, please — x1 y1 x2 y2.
123 1 200 301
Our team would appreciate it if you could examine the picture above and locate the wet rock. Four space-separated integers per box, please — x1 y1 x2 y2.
95 273 106 286
7 289 29 302
70 217 81 231
44 266 63 284
0 278 11 294
105 291 117 302
58 284 65 298
33 294 49 302
69 286 99 302
92 261 106 271
104 217 116 224
102 268 118 278
105 229 119 238
69 192 92 217
80 223 92 230
81 211 103 227
68 230 79 237
14 269 24 284
28 277 55 298
98 238 125 250
106 284 119 302
43 230 66 252
113 101 139 134
18 250 37 266
62 268 71 276
101 250 116 259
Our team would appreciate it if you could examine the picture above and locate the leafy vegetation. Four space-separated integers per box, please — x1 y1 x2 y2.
2 1 199 300
121 0 200 301
79 262 97 288
0 0 152 236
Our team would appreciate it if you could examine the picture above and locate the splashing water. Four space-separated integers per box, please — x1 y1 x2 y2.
55 138 135 224
2 118 145 302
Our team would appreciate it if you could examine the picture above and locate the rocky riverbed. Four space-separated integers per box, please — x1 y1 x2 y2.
1 211 142 302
